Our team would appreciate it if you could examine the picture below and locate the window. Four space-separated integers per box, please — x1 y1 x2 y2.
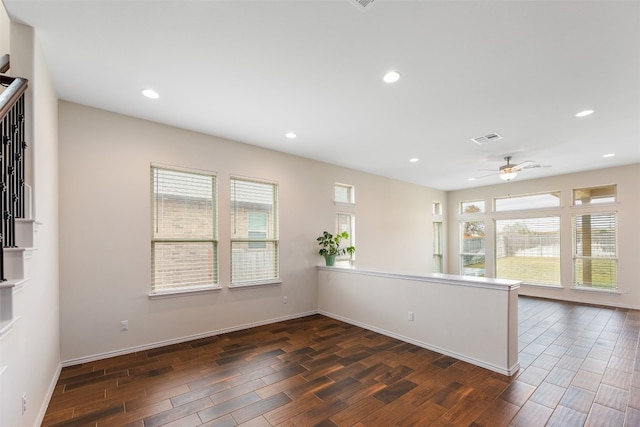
231 177 279 285
495 217 560 286
495 191 560 212
433 222 443 273
461 220 485 276
151 166 217 294
433 202 442 216
248 212 267 249
335 183 355 204
573 212 617 290
573 185 616 205
461 200 485 214
335 212 355 264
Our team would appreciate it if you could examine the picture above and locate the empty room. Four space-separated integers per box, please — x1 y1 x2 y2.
0 1 639 426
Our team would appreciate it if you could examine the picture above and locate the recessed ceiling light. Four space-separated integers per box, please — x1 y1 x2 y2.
383 71 400 83
142 89 159 99
575 110 594 117
285 132 297 139
603 153 615 158
409 158 419 163
468 177 476 181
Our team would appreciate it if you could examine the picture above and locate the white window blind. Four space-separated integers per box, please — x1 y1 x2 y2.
151 166 217 293
495 217 560 286
574 212 617 289
231 178 279 284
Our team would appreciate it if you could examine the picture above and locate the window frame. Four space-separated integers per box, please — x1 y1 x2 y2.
494 215 561 287
150 164 219 297
335 182 356 206
230 176 280 287
460 219 485 277
572 210 618 292
494 191 561 212
433 221 444 273
335 211 356 265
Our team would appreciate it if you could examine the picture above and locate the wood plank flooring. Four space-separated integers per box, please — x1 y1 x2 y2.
42 296 640 426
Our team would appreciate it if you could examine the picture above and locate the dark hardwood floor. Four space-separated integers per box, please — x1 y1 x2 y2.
42 296 640 426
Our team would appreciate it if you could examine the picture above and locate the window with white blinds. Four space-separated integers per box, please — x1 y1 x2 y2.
573 212 617 290
151 166 218 294
231 177 279 285
495 217 561 286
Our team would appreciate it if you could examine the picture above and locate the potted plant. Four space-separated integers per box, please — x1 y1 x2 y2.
316 231 355 266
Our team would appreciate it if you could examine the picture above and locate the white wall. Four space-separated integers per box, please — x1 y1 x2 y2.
447 164 640 309
0 3 9 57
0 22 60 427
58 101 446 362
318 267 520 375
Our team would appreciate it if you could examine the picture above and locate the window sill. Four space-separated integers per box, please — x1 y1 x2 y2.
230 279 282 289
149 285 222 299
521 282 563 289
334 201 356 208
571 286 621 295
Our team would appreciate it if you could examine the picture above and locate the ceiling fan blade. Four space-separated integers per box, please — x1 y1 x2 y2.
471 173 497 180
522 163 552 169
514 160 535 170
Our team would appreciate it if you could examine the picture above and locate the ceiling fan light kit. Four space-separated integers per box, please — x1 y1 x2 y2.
499 170 518 181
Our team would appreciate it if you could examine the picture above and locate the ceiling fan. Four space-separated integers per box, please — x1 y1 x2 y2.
476 156 551 182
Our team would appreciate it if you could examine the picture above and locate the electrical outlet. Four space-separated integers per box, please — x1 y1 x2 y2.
625 288 631 294
283 296 288 304
22 393 27 415
408 311 414 321
120 320 129 331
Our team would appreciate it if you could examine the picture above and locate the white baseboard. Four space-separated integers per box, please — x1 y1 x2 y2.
35 362 62 426
61 311 318 367
318 310 519 377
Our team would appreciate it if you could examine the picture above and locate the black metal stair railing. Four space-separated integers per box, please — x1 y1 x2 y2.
0 63 29 281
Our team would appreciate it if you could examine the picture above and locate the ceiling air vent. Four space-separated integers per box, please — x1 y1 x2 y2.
351 0 376 11
471 133 503 145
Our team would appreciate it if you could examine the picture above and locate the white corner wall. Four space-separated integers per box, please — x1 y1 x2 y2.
58 101 446 363
447 164 640 309
0 22 60 427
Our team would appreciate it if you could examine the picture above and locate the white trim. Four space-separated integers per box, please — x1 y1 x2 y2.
229 279 282 289
571 286 621 295
317 266 520 292
61 311 316 367
0 316 19 338
35 363 62 427
318 310 520 376
149 285 222 299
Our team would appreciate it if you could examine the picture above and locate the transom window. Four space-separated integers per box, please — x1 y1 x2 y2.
335 183 355 204
494 191 560 212
461 200 485 214
573 185 616 205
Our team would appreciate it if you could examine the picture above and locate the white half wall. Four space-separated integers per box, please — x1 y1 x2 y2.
317 267 520 375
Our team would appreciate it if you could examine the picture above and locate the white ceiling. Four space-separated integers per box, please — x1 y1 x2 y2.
4 0 639 191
